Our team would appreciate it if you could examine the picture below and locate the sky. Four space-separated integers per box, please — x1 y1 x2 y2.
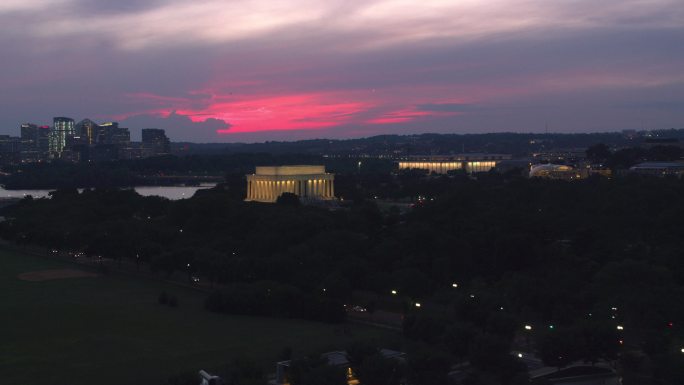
1 0 683 142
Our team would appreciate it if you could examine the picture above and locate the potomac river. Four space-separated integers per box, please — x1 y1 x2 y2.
0 184 216 201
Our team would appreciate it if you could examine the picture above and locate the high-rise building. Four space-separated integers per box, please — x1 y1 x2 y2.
20 123 38 147
75 119 99 145
141 128 170 156
49 117 75 157
37 126 50 156
20 123 42 163
0 135 22 165
108 127 131 147
97 122 130 146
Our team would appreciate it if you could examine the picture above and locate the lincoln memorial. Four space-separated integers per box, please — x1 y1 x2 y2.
245 165 335 203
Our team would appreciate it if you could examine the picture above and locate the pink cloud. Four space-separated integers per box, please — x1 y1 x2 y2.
366 107 461 125
123 89 474 135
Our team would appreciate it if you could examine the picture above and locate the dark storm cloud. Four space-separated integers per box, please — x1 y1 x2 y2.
121 111 231 142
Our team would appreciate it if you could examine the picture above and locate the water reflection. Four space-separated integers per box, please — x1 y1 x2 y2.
0 184 216 200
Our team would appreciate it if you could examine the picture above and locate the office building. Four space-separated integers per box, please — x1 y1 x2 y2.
49 117 75 157
141 128 170 156
397 154 512 174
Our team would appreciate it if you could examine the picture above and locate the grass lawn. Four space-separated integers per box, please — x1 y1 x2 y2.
0 247 398 385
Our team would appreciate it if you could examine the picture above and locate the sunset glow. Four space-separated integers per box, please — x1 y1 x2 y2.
1 0 682 141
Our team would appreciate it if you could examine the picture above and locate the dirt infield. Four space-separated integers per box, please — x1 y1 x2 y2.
18 269 98 282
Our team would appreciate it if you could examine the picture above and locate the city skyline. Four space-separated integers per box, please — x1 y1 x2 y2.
1 0 683 142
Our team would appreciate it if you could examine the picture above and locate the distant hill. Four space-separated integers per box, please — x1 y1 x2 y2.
171 129 684 157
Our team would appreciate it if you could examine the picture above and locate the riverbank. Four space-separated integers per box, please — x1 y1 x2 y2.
0 184 216 200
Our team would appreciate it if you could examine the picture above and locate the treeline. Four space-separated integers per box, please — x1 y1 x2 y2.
586 143 684 169
0 154 394 190
1 175 684 383
205 281 346 323
178 129 684 157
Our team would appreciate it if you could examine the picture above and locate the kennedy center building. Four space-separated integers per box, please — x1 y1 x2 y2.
245 165 335 203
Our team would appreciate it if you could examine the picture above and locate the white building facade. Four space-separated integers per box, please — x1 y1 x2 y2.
245 165 335 203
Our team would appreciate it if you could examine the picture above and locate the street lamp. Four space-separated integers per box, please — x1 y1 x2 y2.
524 325 532 331
391 290 397 295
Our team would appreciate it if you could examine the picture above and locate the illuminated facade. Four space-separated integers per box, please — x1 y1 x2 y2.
529 164 582 180
245 165 334 203
629 162 684 177
397 154 511 174
75 119 99 145
49 117 75 157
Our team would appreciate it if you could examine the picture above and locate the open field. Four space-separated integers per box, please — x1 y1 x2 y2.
17 268 98 281
0 248 397 385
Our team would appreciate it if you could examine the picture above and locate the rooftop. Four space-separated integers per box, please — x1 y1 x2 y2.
255 165 327 175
